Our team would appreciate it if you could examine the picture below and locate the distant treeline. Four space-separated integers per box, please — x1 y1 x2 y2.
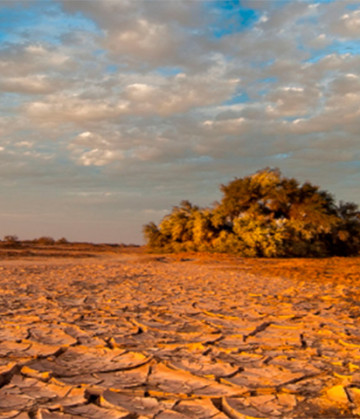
1 235 68 245
1 236 138 248
143 168 360 257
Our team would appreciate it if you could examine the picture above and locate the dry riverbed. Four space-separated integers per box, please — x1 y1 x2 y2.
0 253 360 418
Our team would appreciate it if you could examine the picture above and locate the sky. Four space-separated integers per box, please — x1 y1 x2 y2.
0 0 360 244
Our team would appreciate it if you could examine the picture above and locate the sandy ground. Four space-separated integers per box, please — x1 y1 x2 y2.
0 253 360 418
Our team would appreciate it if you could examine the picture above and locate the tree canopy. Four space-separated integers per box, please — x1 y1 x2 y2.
143 168 360 257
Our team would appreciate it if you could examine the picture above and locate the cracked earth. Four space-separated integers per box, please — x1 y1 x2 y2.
1 253 360 418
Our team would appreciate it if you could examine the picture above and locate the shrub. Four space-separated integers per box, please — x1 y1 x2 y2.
35 236 55 245
3 235 19 243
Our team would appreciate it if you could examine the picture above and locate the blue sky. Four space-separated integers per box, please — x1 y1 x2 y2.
0 0 360 243
209 1 260 37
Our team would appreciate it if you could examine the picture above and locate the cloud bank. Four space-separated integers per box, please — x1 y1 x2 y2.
0 0 360 243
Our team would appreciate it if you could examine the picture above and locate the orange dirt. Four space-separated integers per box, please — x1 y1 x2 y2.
0 251 360 418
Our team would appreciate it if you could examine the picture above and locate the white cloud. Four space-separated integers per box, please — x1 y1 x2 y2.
104 18 174 62
266 86 321 117
25 96 130 122
202 117 247 135
0 44 73 77
24 60 237 123
68 131 122 166
0 75 58 94
333 9 360 37
78 149 122 167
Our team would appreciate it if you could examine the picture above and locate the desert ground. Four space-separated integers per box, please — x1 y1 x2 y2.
1 247 360 418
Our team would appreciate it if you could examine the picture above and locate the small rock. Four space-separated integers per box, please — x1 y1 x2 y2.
326 385 349 404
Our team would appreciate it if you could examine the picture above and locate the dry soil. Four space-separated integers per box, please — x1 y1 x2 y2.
0 253 360 418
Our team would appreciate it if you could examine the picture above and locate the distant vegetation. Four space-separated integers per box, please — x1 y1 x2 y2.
2 236 63 246
0 236 140 259
144 168 360 257
0 236 135 248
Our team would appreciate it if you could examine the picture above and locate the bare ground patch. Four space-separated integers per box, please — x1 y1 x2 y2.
0 254 360 418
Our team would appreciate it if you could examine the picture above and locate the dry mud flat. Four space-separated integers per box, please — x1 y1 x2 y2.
0 255 360 418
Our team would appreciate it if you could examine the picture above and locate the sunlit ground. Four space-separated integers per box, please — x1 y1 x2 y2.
0 249 360 418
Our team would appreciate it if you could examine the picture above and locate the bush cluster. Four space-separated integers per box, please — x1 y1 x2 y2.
143 168 360 257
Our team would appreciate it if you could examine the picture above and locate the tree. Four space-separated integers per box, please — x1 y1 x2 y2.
143 222 166 250
143 168 360 257
35 236 55 245
331 201 360 256
3 235 19 243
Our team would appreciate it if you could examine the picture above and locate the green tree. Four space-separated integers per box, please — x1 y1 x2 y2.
143 168 360 257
